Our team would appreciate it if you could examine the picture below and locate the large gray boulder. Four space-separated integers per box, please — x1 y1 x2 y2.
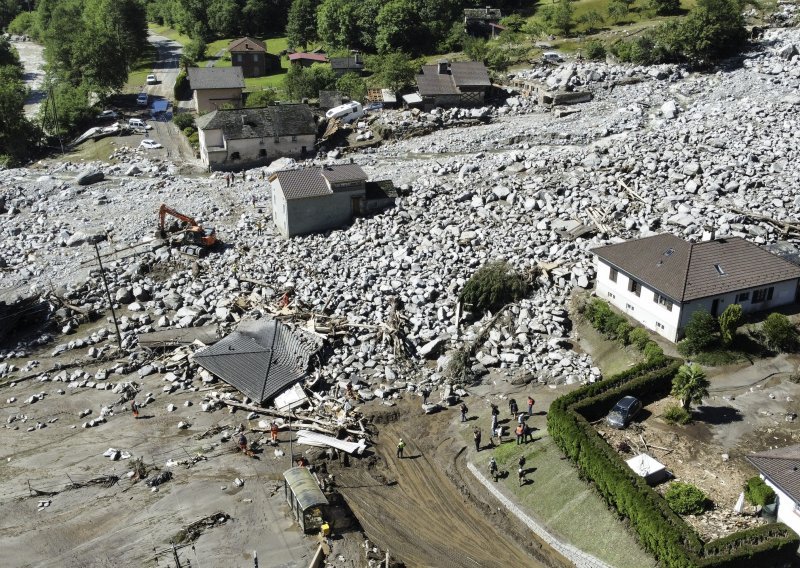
75 168 104 185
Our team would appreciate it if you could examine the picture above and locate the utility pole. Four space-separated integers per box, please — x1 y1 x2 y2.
288 414 293 467
171 542 182 568
93 241 123 351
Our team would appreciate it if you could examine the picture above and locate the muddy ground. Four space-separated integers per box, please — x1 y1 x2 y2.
329 396 569 568
596 362 800 541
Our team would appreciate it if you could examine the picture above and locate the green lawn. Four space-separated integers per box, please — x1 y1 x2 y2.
480 432 658 568
124 44 157 93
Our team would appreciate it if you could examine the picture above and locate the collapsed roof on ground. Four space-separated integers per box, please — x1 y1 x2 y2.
193 318 322 404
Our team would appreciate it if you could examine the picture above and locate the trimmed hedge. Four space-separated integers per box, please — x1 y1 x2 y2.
547 357 799 568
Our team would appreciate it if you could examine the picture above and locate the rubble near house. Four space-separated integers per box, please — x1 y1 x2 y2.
193 318 323 405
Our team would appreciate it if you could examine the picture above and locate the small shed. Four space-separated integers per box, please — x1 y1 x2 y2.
626 454 668 485
283 467 329 533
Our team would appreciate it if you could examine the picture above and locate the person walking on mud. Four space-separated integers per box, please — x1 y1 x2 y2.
131 399 139 419
460 402 468 422
515 423 524 445
509 398 518 418
473 428 482 452
396 438 406 459
490 404 499 432
270 421 279 445
489 457 499 482
527 395 535 416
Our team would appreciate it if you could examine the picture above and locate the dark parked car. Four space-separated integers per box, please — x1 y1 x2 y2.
606 395 642 429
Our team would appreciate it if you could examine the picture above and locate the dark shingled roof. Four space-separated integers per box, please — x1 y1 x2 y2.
187 67 245 90
195 105 316 140
746 445 800 503
592 234 800 302
416 61 491 96
330 56 364 71
193 319 321 404
228 37 266 52
271 164 367 200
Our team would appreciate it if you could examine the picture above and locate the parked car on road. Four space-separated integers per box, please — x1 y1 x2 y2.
137 92 148 107
128 118 152 130
96 109 119 120
139 139 162 150
146 74 157 85
606 396 642 429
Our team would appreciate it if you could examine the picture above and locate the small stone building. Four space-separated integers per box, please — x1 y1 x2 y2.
464 6 502 37
330 53 364 77
196 104 316 170
415 60 491 110
187 67 245 113
228 37 280 78
270 164 397 238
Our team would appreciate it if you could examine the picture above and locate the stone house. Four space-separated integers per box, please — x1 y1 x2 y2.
228 37 280 78
187 67 245 113
591 233 800 342
747 445 800 536
415 60 491 110
270 164 397 238
196 104 316 171
464 6 502 37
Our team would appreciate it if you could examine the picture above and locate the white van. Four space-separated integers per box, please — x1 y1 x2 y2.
128 118 149 130
325 101 364 124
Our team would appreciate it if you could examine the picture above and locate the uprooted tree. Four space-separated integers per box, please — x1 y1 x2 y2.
458 260 530 316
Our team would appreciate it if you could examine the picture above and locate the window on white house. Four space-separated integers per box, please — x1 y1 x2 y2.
628 279 640 297
607 292 615 299
752 287 775 303
626 303 634 311
609 267 618 282
653 293 673 311
656 322 665 330
737 291 750 302
291 135 297 142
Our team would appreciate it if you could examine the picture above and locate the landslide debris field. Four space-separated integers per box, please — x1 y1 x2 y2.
1 20 800 568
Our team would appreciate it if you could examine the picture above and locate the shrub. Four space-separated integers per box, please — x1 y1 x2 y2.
719 303 743 346
683 310 718 354
616 321 633 345
174 71 190 100
629 327 651 351
187 131 199 147
745 476 776 507
584 40 606 60
8 11 37 37
184 36 206 62
172 112 195 130
182 126 196 137
584 298 613 331
664 404 692 424
666 482 708 515
761 313 798 353
459 261 529 315
643 341 665 365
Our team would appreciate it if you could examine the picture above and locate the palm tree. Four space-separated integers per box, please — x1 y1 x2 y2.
671 363 710 410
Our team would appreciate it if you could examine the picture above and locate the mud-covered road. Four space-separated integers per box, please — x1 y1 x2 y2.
333 399 569 568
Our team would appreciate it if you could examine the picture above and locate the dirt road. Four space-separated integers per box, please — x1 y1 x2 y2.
12 39 46 118
333 400 568 568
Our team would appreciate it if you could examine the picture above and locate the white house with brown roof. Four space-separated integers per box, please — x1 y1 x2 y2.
591 233 800 342
270 164 397 238
187 67 245 113
747 445 800 536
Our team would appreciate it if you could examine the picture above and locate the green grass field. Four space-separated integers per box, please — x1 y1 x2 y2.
468 423 657 568
124 44 157 93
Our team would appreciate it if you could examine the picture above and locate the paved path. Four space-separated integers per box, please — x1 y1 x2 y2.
12 39 46 118
205 48 226 67
468 462 614 568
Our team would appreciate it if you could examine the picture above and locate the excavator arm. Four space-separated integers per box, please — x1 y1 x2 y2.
157 203 217 253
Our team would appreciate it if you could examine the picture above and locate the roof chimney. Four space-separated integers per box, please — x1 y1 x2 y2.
702 224 716 242
438 60 449 75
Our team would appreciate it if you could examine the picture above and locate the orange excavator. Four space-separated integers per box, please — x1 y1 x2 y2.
157 204 217 256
